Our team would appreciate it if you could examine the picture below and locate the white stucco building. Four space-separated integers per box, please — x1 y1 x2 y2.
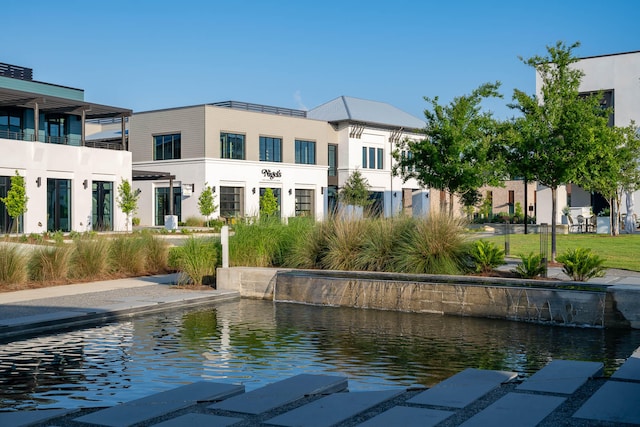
0 62 132 234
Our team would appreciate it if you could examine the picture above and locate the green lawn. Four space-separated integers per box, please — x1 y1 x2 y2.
483 233 640 272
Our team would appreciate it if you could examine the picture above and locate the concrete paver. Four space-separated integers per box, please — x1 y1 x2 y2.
459 392 566 427
516 360 603 394
572 381 640 424
356 406 454 427
74 381 244 427
0 408 74 427
152 413 243 427
407 368 517 408
264 390 402 427
209 374 348 415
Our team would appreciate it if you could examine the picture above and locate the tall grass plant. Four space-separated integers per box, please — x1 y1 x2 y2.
0 245 28 287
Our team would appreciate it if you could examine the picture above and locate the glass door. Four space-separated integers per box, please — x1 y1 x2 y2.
47 179 71 232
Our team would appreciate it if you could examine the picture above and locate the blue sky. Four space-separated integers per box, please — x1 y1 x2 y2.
4 0 639 120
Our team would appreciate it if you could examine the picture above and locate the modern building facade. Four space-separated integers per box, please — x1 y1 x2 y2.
0 62 132 234
114 97 431 227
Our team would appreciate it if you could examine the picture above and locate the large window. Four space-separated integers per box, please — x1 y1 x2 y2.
154 134 181 160
221 132 245 159
362 146 383 169
47 179 71 232
0 176 11 233
155 187 182 226
259 136 282 162
92 181 113 231
295 189 314 218
220 186 244 217
45 115 67 144
328 144 337 177
295 140 315 164
0 108 22 139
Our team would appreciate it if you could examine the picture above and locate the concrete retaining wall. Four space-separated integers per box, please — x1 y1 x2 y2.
216 267 632 328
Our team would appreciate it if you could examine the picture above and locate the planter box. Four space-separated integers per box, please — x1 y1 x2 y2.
596 217 610 234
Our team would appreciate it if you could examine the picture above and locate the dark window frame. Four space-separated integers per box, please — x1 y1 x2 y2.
259 136 282 162
295 139 316 165
221 132 246 160
153 133 181 161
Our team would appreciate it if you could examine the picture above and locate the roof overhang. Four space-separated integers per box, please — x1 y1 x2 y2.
132 170 176 181
0 86 132 119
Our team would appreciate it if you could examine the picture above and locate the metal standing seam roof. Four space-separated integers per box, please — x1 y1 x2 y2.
307 96 425 130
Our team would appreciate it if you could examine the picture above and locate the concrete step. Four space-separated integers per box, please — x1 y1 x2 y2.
265 390 403 427
356 405 454 427
459 392 566 427
209 373 347 415
516 359 603 394
407 368 517 408
573 381 640 424
0 408 74 427
74 381 244 427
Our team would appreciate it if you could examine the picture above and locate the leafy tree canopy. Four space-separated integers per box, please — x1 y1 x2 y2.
395 82 505 215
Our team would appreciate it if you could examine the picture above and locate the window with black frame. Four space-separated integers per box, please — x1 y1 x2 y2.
295 140 315 164
259 136 282 162
221 132 245 159
153 134 181 160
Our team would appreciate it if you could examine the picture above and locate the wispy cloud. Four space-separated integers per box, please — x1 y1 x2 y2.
293 90 307 111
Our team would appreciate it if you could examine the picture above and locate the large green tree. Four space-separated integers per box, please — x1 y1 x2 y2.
508 41 610 260
0 170 28 234
580 123 640 235
395 82 505 216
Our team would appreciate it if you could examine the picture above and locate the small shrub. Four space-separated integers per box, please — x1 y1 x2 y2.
556 248 606 282
184 216 205 227
0 245 28 287
70 237 110 280
29 246 70 282
132 217 141 226
51 230 65 245
469 239 505 273
513 252 546 279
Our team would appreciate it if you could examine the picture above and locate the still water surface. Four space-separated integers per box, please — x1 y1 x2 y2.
1 299 639 411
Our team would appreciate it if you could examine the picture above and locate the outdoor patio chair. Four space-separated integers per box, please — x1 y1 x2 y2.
576 215 585 233
567 215 579 233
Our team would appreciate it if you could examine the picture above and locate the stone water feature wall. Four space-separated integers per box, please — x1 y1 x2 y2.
216 268 632 328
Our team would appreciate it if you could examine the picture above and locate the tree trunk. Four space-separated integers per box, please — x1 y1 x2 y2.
448 191 454 217
551 186 557 263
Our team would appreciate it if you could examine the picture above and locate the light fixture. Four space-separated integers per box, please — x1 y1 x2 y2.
212 186 216 193
252 187 256 194
393 192 397 198
83 179 88 189
321 187 324 195
36 177 41 187
425 192 429 199
288 188 292 195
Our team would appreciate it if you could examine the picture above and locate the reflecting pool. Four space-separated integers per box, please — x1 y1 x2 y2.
1 299 639 411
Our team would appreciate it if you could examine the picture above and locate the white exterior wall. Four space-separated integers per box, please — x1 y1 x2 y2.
339 124 428 217
0 138 132 233
133 159 326 224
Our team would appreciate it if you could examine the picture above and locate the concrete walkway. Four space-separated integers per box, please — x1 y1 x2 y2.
1 271 640 425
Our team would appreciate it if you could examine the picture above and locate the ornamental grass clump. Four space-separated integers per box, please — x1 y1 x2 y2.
109 235 147 276
513 252 547 279
356 216 414 272
321 215 370 271
556 247 606 281
140 231 169 274
230 219 285 267
284 218 333 269
0 245 28 287
394 213 471 275
173 237 218 286
70 237 110 280
29 245 71 283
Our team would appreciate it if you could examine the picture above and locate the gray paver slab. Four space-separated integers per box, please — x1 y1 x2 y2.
74 381 244 427
573 380 640 424
460 392 565 427
407 368 517 408
209 373 348 415
0 310 91 327
516 359 603 394
612 354 640 381
356 405 454 427
0 408 74 427
265 390 402 427
151 412 243 426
